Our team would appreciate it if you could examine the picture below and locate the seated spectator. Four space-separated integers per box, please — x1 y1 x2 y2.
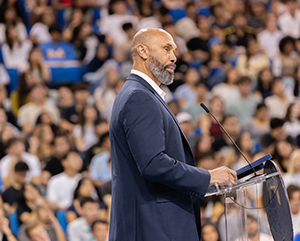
46 151 82 210
201 37 230 89
66 177 98 223
201 223 221 241
94 66 124 120
0 108 19 137
260 118 295 154
114 22 137 63
20 47 51 83
60 83 89 132
226 76 261 124
29 7 55 45
212 115 241 166
236 38 270 81
284 102 300 138
16 183 42 225
0 207 17 241
91 220 109 241
176 112 197 147
255 68 273 100
273 36 300 80
10 71 39 117
2 162 29 214
222 12 256 54
257 12 283 59
265 78 295 118
72 104 99 152
195 153 217 171
211 68 240 109
246 0 267 31
25 222 61 241
273 140 293 173
19 200 66 241
42 132 71 186
39 24 78 62
67 197 100 241
287 185 300 236
284 149 300 187
243 103 270 148
1 25 32 69
28 124 54 163
210 2 231 36
89 132 111 187
83 118 109 169
17 83 60 134
35 112 59 135
62 8 84 42
174 2 199 42
0 126 18 159
184 81 209 122
28 0 52 25
278 0 300 39
0 7 27 44
99 0 138 44
193 134 213 161
70 22 99 64
0 138 41 188
186 15 211 62
174 67 199 109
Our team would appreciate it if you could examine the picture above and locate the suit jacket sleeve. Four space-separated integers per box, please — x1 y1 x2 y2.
121 90 211 198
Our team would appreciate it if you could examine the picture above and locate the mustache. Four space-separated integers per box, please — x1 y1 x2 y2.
164 63 177 69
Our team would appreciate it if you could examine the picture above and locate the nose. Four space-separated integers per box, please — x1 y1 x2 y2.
170 51 177 63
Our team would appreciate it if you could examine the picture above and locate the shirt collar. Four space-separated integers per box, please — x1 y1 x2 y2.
131 69 166 101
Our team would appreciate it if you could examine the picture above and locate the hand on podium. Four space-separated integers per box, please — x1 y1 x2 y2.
208 166 237 186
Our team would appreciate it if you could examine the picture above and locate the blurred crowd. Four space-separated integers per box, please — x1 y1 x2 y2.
1 0 300 240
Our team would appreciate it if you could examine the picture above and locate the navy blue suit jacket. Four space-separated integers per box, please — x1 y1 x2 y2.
109 73 211 241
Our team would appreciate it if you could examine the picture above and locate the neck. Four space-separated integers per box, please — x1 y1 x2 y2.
33 99 45 106
13 182 22 190
64 169 78 177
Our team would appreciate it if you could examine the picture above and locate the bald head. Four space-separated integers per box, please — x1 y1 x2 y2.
131 28 174 57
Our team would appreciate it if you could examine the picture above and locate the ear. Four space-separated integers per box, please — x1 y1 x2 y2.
136 44 149 60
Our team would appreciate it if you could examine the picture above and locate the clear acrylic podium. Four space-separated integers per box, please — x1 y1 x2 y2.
205 155 294 241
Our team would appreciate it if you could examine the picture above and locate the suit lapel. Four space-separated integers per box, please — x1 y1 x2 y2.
127 74 195 164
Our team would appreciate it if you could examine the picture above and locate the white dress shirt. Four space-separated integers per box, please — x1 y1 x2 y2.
131 69 166 101
278 10 300 39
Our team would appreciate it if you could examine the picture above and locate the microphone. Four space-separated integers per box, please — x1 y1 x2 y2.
200 103 257 177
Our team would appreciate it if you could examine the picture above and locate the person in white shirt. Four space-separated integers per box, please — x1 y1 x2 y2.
278 0 300 39
99 0 138 44
1 25 32 69
265 78 295 118
18 83 60 134
284 150 300 187
258 13 283 58
287 184 300 237
29 7 55 45
0 138 41 188
47 151 82 210
67 197 100 241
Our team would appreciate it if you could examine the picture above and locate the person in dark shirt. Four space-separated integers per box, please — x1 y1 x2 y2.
2 162 29 215
42 132 71 186
60 83 89 132
222 12 256 52
260 118 296 154
83 120 109 169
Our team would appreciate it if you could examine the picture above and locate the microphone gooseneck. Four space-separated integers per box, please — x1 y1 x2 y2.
200 103 257 177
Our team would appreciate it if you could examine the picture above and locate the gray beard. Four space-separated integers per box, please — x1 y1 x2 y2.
148 55 174 85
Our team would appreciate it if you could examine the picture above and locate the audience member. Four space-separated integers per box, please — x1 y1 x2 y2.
91 220 109 241
89 132 111 187
287 185 300 236
0 138 41 188
17 83 60 134
284 149 300 187
201 223 221 241
226 76 261 124
39 25 78 62
67 197 100 241
2 162 29 214
255 68 273 100
46 151 82 210
284 102 300 138
66 177 98 223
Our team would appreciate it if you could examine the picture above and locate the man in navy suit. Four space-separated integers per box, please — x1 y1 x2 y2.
109 28 237 241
